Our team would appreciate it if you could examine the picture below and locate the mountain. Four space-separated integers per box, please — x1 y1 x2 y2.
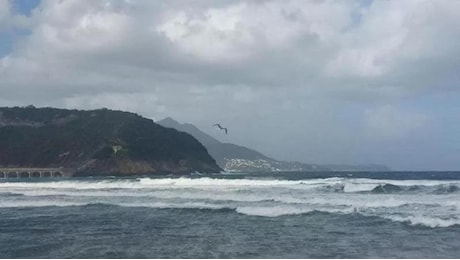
158 117 270 167
157 117 329 172
158 117 221 146
0 106 221 176
157 117 391 172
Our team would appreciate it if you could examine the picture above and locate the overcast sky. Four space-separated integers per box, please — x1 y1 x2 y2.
1 0 460 170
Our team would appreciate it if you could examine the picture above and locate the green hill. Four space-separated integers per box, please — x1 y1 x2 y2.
0 106 222 176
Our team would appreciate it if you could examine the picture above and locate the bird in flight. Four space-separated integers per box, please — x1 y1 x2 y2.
213 123 228 135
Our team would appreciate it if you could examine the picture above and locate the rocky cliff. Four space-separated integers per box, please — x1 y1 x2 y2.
0 106 222 176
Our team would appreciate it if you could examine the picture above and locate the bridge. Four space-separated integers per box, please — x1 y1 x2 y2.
0 168 74 178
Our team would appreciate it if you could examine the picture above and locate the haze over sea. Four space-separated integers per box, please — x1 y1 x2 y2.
1 171 459 258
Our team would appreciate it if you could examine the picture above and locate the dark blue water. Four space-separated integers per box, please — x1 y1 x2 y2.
1 171 459 258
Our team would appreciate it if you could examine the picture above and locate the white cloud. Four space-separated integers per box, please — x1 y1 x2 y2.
157 4 253 61
2 0 459 98
0 0 14 31
62 92 166 119
157 0 353 61
0 0 31 32
327 0 460 83
0 0 9 19
0 0 460 169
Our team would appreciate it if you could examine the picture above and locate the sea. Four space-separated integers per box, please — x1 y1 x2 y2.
0 171 459 258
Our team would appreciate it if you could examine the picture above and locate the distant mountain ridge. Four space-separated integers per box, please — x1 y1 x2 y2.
158 117 390 172
158 117 271 168
158 117 221 146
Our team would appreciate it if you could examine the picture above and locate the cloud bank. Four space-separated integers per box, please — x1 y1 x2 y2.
1 0 460 170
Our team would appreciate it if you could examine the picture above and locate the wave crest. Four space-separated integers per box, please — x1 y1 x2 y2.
1 176 459 228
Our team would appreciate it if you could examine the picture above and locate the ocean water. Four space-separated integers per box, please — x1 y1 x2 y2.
0 171 459 258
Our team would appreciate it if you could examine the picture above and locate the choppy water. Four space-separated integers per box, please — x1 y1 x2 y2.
1 171 459 258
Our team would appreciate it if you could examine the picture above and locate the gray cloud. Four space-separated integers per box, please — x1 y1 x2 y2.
1 0 460 170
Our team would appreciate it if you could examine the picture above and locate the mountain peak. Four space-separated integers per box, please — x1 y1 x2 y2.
158 117 180 126
157 117 221 146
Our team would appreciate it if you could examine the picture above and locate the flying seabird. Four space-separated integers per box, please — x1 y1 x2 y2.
213 123 228 135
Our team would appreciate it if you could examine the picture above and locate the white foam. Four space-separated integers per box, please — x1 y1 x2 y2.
0 177 327 193
3 188 149 198
2 197 457 228
340 178 460 188
116 201 228 210
1 177 458 193
138 177 314 187
0 200 86 208
0 177 459 229
0 179 140 190
235 205 314 217
343 183 379 193
382 215 460 228
235 204 357 217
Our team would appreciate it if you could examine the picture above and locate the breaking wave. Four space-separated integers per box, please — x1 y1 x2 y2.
1 177 459 192
1 176 459 228
369 183 460 194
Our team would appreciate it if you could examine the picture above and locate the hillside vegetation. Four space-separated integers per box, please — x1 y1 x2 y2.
0 106 221 176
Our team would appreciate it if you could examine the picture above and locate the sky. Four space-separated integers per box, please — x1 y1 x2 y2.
1 0 460 170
